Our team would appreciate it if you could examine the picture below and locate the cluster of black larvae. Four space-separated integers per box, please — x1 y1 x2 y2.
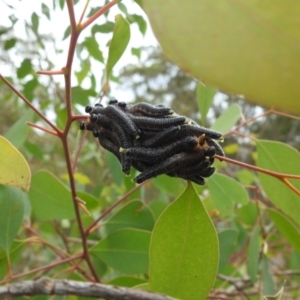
80 99 224 185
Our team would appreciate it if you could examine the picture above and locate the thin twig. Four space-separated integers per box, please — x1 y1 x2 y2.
27 122 58 136
85 180 147 234
36 70 65 75
0 256 82 285
80 0 120 30
0 278 173 300
78 0 90 25
0 74 60 133
215 155 300 180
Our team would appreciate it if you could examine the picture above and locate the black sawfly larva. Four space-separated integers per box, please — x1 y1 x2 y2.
121 136 198 164
129 102 173 117
133 151 206 184
130 115 187 131
103 105 141 138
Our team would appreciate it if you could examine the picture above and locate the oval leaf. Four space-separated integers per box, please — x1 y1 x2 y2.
247 225 260 283
0 185 25 254
5 109 34 149
106 14 130 80
28 171 75 221
268 208 300 253
196 82 216 126
257 140 300 226
149 182 219 300
90 229 151 274
104 200 155 235
207 173 249 217
0 136 31 191
218 229 238 272
142 1 300 113
210 104 242 134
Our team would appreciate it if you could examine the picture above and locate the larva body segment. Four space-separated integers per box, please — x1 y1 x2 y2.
90 106 105 115
206 138 225 157
98 137 121 162
176 124 223 140
172 160 215 178
134 151 206 183
99 128 120 147
122 136 198 164
141 126 180 147
98 136 131 174
129 102 172 116
130 115 187 130
93 114 132 148
103 105 141 138
131 160 149 172
168 173 206 185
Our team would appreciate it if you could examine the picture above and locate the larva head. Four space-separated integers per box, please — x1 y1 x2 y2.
85 105 93 113
92 129 100 137
109 98 118 105
79 122 85 130
118 101 127 108
90 114 98 123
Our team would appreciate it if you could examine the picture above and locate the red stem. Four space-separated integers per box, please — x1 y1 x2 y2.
85 181 148 235
0 75 60 133
215 155 300 180
215 155 300 197
0 255 82 284
80 0 120 30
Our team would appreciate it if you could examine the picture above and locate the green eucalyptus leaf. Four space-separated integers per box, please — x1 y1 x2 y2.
262 256 275 296
62 25 71 40
268 208 300 253
17 59 32 79
92 22 115 34
141 0 300 113
90 229 151 274
257 140 300 226
151 174 184 196
75 59 91 85
84 37 104 63
247 225 260 283
131 47 141 60
210 104 241 134
5 109 34 149
196 82 216 126
236 202 258 226
31 12 39 33
106 151 123 186
4 38 17 50
106 14 130 80
0 136 31 191
207 173 249 217
104 200 155 234
131 14 147 36
149 182 218 300
109 276 146 288
24 141 44 160
117 2 128 15
41 3 50 20
29 171 75 221
71 86 97 105
148 200 169 221
0 186 25 254
23 78 39 100
218 229 237 272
